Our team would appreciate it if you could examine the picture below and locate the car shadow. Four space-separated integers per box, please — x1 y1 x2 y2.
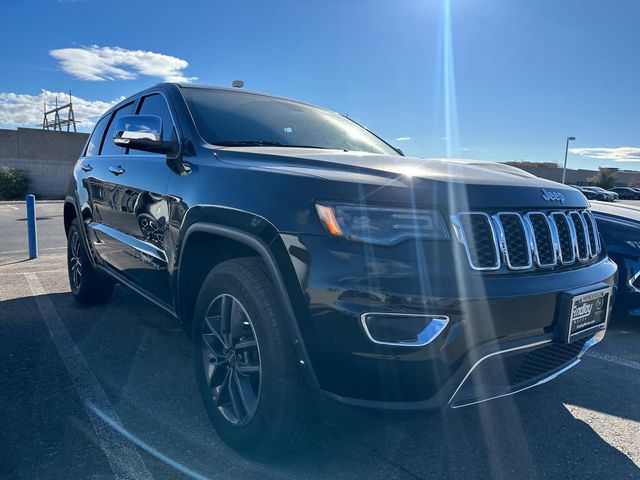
1 288 639 479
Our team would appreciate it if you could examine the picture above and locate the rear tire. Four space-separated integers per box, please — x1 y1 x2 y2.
193 257 316 460
67 219 114 305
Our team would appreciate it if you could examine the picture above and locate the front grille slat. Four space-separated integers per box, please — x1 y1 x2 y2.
495 213 531 269
582 211 599 257
454 213 500 270
454 209 599 272
550 212 575 264
525 213 556 267
570 211 590 261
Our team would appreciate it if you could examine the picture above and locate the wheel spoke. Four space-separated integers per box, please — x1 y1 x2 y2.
220 296 232 347
234 338 257 351
202 334 225 360
227 369 245 421
233 369 257 418
212 368 231 407
236 362 260 374
229 300 244 342
204 316 227 348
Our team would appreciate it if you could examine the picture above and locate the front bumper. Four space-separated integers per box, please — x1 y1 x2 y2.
285 234 617 410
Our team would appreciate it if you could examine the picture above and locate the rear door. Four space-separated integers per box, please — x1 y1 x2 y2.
87 94 176 305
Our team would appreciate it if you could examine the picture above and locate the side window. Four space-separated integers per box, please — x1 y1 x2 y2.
84 114 109 157
100 102 135 156
136 94 178 150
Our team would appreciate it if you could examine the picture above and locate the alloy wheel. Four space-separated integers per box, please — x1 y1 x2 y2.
201 294 262 426
69 231 83 290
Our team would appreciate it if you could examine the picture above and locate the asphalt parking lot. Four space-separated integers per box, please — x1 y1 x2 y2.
1 201 639 479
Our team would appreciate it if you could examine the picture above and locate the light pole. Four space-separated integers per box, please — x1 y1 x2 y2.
562 136 576 184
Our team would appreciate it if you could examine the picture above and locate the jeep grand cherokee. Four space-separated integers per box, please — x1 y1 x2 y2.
64 83 617 459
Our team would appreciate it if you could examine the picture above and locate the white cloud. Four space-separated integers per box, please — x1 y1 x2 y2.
569 147 640 162
49 45 197 83
396 136 411 141
0 90 123 129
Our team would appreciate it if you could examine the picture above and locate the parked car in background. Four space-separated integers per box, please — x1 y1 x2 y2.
580 186 619 202
570 185 598 200
581 186 617 202
591 201 640 318
609 187 640 200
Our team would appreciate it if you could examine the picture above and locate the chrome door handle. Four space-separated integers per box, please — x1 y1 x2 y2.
80 163 93 172
109 166 125 176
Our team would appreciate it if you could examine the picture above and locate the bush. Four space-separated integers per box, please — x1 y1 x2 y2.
588 167 618 190
0 166 29 200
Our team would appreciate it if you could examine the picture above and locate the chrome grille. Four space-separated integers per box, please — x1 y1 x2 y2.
582 211 599 257
453 213 500 270
493 213 531 270
549 212 575 264
525 212 556 267
569 211 590 261
452 209 601 271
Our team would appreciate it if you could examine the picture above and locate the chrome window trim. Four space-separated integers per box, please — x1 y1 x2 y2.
360 313 449 347
523 212 557 268
449 334 602 409
549 212 576 265
450 212 501 271
492 212 532 270
569 210 590 262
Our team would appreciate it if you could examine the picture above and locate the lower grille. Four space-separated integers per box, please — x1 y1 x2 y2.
509 339 587 385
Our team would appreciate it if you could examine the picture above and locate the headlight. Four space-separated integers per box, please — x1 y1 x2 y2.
315 203 449 245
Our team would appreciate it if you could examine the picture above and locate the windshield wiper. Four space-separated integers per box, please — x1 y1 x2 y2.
215 140 333 149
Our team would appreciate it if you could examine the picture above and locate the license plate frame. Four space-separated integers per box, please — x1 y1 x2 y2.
557 284 611 344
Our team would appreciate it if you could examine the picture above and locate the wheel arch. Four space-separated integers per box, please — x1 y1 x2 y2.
63 196 78 237
176 222 319 389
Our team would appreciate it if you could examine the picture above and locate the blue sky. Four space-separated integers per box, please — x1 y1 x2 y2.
1 0 639 170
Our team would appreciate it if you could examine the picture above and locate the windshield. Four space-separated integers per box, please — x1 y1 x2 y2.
180 87 399 155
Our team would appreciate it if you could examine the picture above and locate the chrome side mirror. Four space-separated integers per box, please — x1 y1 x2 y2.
113 115 177 155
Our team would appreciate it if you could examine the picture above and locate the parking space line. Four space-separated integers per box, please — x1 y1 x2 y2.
0 269 66 276
0 247 66 256
24 273 154 480
587 351 640 371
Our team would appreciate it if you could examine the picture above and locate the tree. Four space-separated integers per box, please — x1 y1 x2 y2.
588 168 618 190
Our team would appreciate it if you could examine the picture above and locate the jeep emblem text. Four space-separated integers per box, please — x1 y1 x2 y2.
541 189 565 203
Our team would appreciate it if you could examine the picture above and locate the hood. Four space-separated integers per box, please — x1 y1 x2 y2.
214 147 589 209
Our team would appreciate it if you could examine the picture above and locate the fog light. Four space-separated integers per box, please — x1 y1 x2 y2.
360 313 449 347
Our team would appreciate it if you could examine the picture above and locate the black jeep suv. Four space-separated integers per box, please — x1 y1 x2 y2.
65 83 617 458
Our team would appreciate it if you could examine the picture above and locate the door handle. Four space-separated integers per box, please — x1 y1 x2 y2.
109 166 125 176
80 163 93 172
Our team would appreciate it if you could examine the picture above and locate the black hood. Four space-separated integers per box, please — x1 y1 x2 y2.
215 147 589 210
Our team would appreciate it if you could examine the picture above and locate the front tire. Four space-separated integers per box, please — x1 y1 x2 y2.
67 219 114 305
193 257 316 460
